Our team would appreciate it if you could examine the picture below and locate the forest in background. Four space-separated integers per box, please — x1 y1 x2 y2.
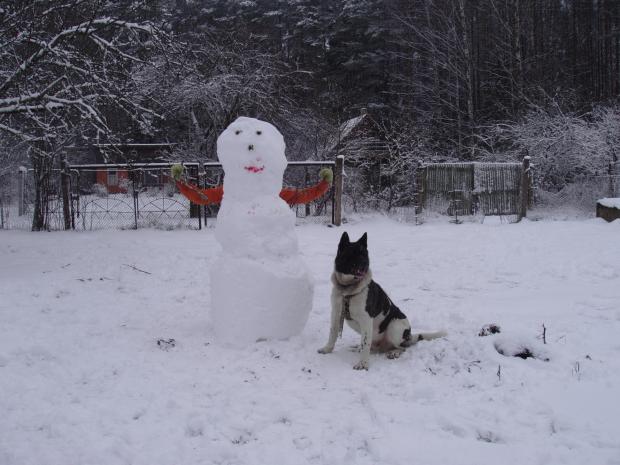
1 0 619 227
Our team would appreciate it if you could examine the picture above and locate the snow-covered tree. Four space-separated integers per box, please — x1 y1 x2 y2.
0 0 171 230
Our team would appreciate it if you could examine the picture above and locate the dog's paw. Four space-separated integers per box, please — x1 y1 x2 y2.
386 350 403 359
353 360 369 370
318 346 333 354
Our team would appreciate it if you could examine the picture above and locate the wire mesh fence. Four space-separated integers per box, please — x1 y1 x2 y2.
0 160 338 231
69 163 200 230
534 174 620 215
2 158 616 230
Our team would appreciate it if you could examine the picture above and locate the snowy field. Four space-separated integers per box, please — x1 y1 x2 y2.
1 217 620 465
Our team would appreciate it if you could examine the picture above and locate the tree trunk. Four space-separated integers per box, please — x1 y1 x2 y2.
31 146 55 231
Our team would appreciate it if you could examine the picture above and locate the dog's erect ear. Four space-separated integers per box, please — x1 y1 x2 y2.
359 232 368 248
339 232 350 248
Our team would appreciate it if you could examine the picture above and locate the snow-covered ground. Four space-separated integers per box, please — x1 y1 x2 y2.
1 217 620 465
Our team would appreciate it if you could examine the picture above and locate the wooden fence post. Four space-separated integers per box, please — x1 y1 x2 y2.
609 162 615 198
17 166 27 216
518 156 531 221
60 157 72 230
414 162 426 220
333 156 344 226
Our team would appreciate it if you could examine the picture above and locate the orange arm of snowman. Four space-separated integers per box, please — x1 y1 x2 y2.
175 180 223 205
279 180 331 205
173 166 333 206
279 168 333 205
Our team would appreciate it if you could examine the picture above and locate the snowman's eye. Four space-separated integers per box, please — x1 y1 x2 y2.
235 130 242 135
256 130 262 135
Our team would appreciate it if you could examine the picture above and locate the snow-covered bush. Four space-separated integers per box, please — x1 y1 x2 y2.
479 103 619 216
118 177 132 193
486 105 618 192
93 183 108 198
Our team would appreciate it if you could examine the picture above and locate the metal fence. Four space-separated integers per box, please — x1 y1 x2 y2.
535 173 620 213
0 160 340 231
68 163 200 230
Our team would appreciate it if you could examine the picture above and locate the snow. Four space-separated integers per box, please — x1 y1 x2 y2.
1 217 620 465
211 117 313 343
598 198 620 209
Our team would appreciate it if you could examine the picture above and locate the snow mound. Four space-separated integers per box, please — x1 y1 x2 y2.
493 334 550 361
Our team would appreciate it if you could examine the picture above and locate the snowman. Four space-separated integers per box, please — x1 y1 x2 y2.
209 117 314 343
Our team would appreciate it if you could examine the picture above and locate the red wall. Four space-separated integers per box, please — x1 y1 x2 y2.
96 170 130 194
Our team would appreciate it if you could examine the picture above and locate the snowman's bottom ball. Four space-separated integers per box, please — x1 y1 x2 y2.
210 255 314 344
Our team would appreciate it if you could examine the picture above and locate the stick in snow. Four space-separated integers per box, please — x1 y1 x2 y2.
123 264 152 275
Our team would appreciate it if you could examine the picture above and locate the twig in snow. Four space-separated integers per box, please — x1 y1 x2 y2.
496 364 501 382
466 360 481 372
542 323 547 344
123 264 151 275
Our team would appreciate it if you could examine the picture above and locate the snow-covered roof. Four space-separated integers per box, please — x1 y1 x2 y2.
598 198 620 209
338 114 367 142
327 112 375 154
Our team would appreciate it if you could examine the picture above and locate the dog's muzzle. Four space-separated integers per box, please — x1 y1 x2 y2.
335 270 367 286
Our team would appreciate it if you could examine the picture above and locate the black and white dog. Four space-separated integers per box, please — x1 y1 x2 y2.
318 232 446 370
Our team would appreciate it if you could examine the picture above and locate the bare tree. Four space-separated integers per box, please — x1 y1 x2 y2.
149 31 319 161
391 0 478 158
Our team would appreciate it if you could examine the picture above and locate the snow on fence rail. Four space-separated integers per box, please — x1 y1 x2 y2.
0 160 342 231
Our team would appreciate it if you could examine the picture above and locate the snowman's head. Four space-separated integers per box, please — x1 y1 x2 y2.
217 117 287 198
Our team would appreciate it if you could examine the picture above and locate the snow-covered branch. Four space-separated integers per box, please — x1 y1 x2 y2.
0 2 169 144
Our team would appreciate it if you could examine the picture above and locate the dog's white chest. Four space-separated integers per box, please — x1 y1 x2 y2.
346 291 367 318
341 289 369 333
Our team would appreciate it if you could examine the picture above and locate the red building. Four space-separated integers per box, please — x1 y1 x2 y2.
69 143 177 194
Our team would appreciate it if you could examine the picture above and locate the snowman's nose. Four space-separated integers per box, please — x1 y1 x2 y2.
248 144 255 151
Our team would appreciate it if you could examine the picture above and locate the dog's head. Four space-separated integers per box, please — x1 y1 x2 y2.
334 232 369 284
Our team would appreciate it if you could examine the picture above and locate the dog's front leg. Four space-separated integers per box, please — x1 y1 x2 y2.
353 315 373 370
318 292 342 354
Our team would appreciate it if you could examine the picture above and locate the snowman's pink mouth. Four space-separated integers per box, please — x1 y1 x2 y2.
244 165 265 173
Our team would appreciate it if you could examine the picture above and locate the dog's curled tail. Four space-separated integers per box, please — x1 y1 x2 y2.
404 330 447 347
